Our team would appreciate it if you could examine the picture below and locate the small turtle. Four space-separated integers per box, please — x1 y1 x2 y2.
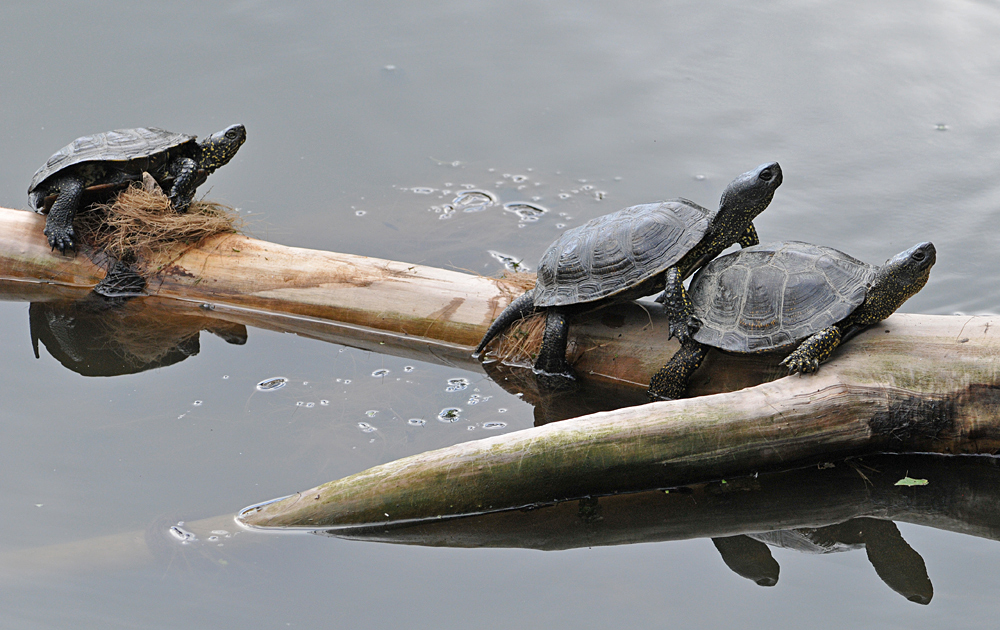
474 162 782 378
647 240 936 400
28 124 247 253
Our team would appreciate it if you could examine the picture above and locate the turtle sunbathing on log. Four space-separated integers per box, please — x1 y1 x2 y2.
647 240 936 400
28 125 246 254
473 162 783 379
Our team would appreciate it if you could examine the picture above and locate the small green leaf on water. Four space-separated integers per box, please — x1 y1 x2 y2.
895 476 929 486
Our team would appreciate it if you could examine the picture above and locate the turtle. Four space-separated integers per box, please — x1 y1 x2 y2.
28 124 247 254
647 240 936 400
473 162 783 378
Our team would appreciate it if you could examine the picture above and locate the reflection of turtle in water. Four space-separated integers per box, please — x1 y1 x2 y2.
713 518 933 604
474 162 782 379
28 125 246 254
649 241 936 400
29 297 247 377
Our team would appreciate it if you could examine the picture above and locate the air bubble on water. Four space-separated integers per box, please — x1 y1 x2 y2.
489 250 528 272
403 366 415 372
193 400 202 406
344 380 352 385
208 536 219 542
594 191 606 200
222 375 229 380
531 196 542 202
581 184 593 191
305 402 315 408
358 422 377 433
445 377 470 392
614 176 623 181
366 410 378 417
695 174 706 181
372 369 390 377
468 394 482 405
169 525 197 543
502 173 511 179
558 193 571 200
578 179 588 183
483 421 507 430
498 408 507 413
211 530 229 536
355 210 366 216
467 426 476 431
556 223 566 229
296 401 304 407
511 174 528 183
503 202 548 223
408 418 426 426
320 400 330 406
411 187 436 194
256 377 288 391
438 407 462 422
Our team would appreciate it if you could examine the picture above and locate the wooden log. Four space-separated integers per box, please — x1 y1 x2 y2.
0 206 685 386
238 313 1000 529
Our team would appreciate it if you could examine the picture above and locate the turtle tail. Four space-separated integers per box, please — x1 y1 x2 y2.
472 289 538 358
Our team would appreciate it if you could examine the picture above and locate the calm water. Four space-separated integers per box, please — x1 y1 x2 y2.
2 1 1000 628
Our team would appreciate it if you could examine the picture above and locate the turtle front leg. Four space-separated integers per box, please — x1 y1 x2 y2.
167 156 199 212
779 326 842 374
648 338 708 400
655 266 698 343
533 308 574 378
739 223 759 248
44 175 85 254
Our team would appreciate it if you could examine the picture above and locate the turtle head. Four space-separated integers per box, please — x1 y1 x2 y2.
863 242 936 322
718 162 782 220
197 124 247 173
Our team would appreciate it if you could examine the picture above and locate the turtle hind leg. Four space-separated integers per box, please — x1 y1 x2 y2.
533 308 574 378
648 338 708 401
780 326 842 374
93 258 146 298
44 175 85 254
655 266 698 343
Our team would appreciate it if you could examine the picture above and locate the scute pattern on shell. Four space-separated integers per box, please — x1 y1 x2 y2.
533 200 711 307
691 241 878 353
28 127 196 193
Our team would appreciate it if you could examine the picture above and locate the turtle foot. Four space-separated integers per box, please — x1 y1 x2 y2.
779 352 820 374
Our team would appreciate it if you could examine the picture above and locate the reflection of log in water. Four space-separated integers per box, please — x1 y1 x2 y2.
322 453 1000 605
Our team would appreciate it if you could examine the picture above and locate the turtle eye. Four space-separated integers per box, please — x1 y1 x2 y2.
912 250 925 262
225 130 239 140
758 169 774 182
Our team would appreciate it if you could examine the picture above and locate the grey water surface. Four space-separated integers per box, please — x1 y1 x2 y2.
2 1 1000 628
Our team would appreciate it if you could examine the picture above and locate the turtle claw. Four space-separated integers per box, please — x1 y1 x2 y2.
43 227 76 255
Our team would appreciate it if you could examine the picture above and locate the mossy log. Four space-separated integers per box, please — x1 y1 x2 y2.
239 313 1000 529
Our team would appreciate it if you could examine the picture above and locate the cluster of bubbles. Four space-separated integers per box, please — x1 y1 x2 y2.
445 377 470 392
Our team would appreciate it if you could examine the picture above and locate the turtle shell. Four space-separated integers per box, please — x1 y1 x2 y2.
28 127 196 201
690 241 879 353
533 200 711 308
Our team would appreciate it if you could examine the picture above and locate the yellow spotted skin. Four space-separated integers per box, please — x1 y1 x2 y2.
648 241 936 400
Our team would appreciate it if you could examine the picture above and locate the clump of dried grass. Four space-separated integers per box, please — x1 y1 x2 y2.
77 182 242 262
488 311 546 366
